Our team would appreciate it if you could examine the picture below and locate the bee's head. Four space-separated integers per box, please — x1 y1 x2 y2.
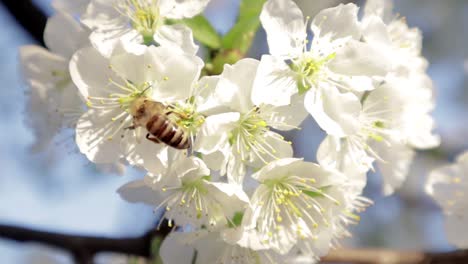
130 97 148 118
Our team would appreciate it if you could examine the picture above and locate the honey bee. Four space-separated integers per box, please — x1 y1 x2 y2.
129 97 191 149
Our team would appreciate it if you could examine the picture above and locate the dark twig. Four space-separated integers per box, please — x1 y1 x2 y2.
0 223 467 264
0 0 47 46
0 220 172 264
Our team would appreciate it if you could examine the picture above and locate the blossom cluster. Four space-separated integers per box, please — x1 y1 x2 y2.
426 151 468 249
20 0 439 262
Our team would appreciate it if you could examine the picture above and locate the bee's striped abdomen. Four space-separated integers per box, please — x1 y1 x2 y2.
146 114 191 149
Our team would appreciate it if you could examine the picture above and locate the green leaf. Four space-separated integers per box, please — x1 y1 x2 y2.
222 0 266 53
239 0 267 21
222 17 260 54
149 236 164 264
205 0 267 75
171 15 222 49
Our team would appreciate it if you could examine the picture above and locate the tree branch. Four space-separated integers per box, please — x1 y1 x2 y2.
0 221 172 264
0 0 47 46
1 223 467 264
321 248 468 264
321 248 426 264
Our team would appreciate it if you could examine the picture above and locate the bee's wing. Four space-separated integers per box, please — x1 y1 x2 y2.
135 126 144 144
147 100 166 113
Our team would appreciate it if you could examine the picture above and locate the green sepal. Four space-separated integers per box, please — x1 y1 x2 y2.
228 212 244 228
168 15 222 49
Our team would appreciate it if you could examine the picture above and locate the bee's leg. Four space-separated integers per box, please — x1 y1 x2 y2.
146 133 161 144
125 125 136 130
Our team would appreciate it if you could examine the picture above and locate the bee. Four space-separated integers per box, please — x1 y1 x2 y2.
129 97 191 149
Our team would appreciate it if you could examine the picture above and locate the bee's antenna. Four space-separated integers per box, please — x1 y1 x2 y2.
140 84 153 95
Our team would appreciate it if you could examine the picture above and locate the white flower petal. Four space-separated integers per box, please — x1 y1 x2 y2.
20 46 83 151
69 46 116 100
425 152 468 208
172 156 210 182
329 40 391 77
160 0 210 19
221 227 272 252
362 15 392 47
226 153 247 186
194 112 240 154
75 109 127 163
404 114 440 149
154 51 204 102
200 146 229 172
426 151 468 248
96 161 127 175
160 232 196 264
363 0 394 22
247 131 294 169
267 94 308 131
445 213 468 249
52 0 90 15
44 12 89 58
311 3 360 41
218 58 259 113
117 179 159 204
260 0 306 57
252 55 298 106
154 24 198 55
195 76 232 116
109 44 165 86
20 45 67 85
81 0 143 57
251 158 303 181
81 0 123 30
332 74 376 92
124 133 169 172
317 136 373 179
374 140 415 195
304 86 361 137
89 28 143 58
204 182 249 218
